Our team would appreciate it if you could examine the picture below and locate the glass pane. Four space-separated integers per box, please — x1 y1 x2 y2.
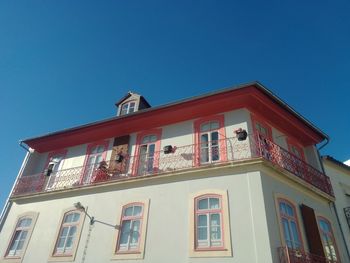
124 207 133 217
9 231 21 251
211 214 220 225
16 240 25 251
56 237 66 249
282 219 292 248
209 198 220 209
133 206 142 216
120 221 131 245
139 145 147 156
65 237 74 249
198 214 207 227
201 148 209 163
286 204 294 217
148 144 155 157
73 213 80 222
149 135 157 142
68 226 77 236
60 227 69 238
198 227 207 240
198 199 208 210
18 218 32 227
290 221 301 248
211 132 219 144
211 146 219 161
142 136 150 144
279 202 286 214
200 123 210 132
210 121 219 130
130 220 140 244
64 214 74 223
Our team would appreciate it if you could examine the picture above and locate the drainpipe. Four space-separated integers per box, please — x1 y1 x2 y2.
316 138 350 261
0 142 32 232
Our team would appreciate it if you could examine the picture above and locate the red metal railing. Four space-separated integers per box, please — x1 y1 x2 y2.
278 246 338 263
12 134 334 197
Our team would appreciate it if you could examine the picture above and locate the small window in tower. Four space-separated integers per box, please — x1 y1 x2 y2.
120 101 136 116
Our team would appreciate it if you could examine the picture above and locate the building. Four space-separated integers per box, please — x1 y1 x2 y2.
0 82 347 263
322 156 350 257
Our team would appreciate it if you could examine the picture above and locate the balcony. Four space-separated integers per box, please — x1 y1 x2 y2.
12 134 334 197
278 246 338 263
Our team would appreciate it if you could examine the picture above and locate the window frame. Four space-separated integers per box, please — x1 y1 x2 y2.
287 138 305 161
189 190 232 258
194 115 227 167
80 140 110 184
112 200 150 260
274 195 305 251
133 129 162 176
317 215 341 262
120 100 137 116
48 208 85 262
251 114 272 140
3 212 39 262
44 149 68 190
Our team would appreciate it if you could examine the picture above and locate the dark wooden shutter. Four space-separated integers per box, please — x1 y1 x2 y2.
300 204 325 257
109 135 130 173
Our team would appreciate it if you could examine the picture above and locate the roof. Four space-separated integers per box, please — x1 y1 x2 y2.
21 81 329 152
115 91 151 107
322 156 350 172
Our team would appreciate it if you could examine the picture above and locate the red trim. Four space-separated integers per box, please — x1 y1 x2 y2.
24 85 325 153
277 198 305 251
132 128 162 176
115 202 144 254
194 115 227 167
79 140 110 184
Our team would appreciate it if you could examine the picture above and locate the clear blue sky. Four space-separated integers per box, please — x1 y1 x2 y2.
1 1 349 210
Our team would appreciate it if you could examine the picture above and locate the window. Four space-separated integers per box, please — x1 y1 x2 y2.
120 101 136 115
318 217 340 262
251 115 272 139
44 149 67 190
194 115 227 166
51 209 84 260
5 212 38 260
195 196 223 249
287 139 305 161
277 198 303 250
189 190 232 258
81 140 109 184
113 200 150 260
134 129 161 176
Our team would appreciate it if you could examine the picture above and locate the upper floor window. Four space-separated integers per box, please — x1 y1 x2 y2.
195 195 223 249
287 139 305 161
277 199 303 250
120 101 136 116
44 149 67 190
318 217 340 262
81 140 109 184
194 115 227 166
113 200 150 260
5 212 38 259
134 129 162 176
51 209 84 259
189 190 232 258
251 115 272 140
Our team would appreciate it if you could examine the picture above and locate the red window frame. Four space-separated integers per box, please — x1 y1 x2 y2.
194 194 225 251
251 114 272 140
115 202 145 254
133 128 162 176
277 198 304 250
194 115 227 166
80 140 110 184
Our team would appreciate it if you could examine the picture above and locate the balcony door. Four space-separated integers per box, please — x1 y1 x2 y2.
46 154 65 189
82 141 109 184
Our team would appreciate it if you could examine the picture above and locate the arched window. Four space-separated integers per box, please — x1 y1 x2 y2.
53 210 83 257
5 212 38 259
318 217 340 262
278 199 303 249
195 195 223 249
113 200 150 260
134 129 162 176
194 115 227 166
117 204 144 252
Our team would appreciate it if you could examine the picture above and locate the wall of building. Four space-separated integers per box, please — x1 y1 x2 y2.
323 161 350 251
0 168 274 263
260 167 348 263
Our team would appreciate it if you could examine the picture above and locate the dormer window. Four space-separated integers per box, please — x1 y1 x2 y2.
120 101 136 116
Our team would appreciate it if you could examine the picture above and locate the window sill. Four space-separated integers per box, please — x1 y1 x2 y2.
112 251 144 260
2 256 22 263
189 247 232 258
48 254 75 262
